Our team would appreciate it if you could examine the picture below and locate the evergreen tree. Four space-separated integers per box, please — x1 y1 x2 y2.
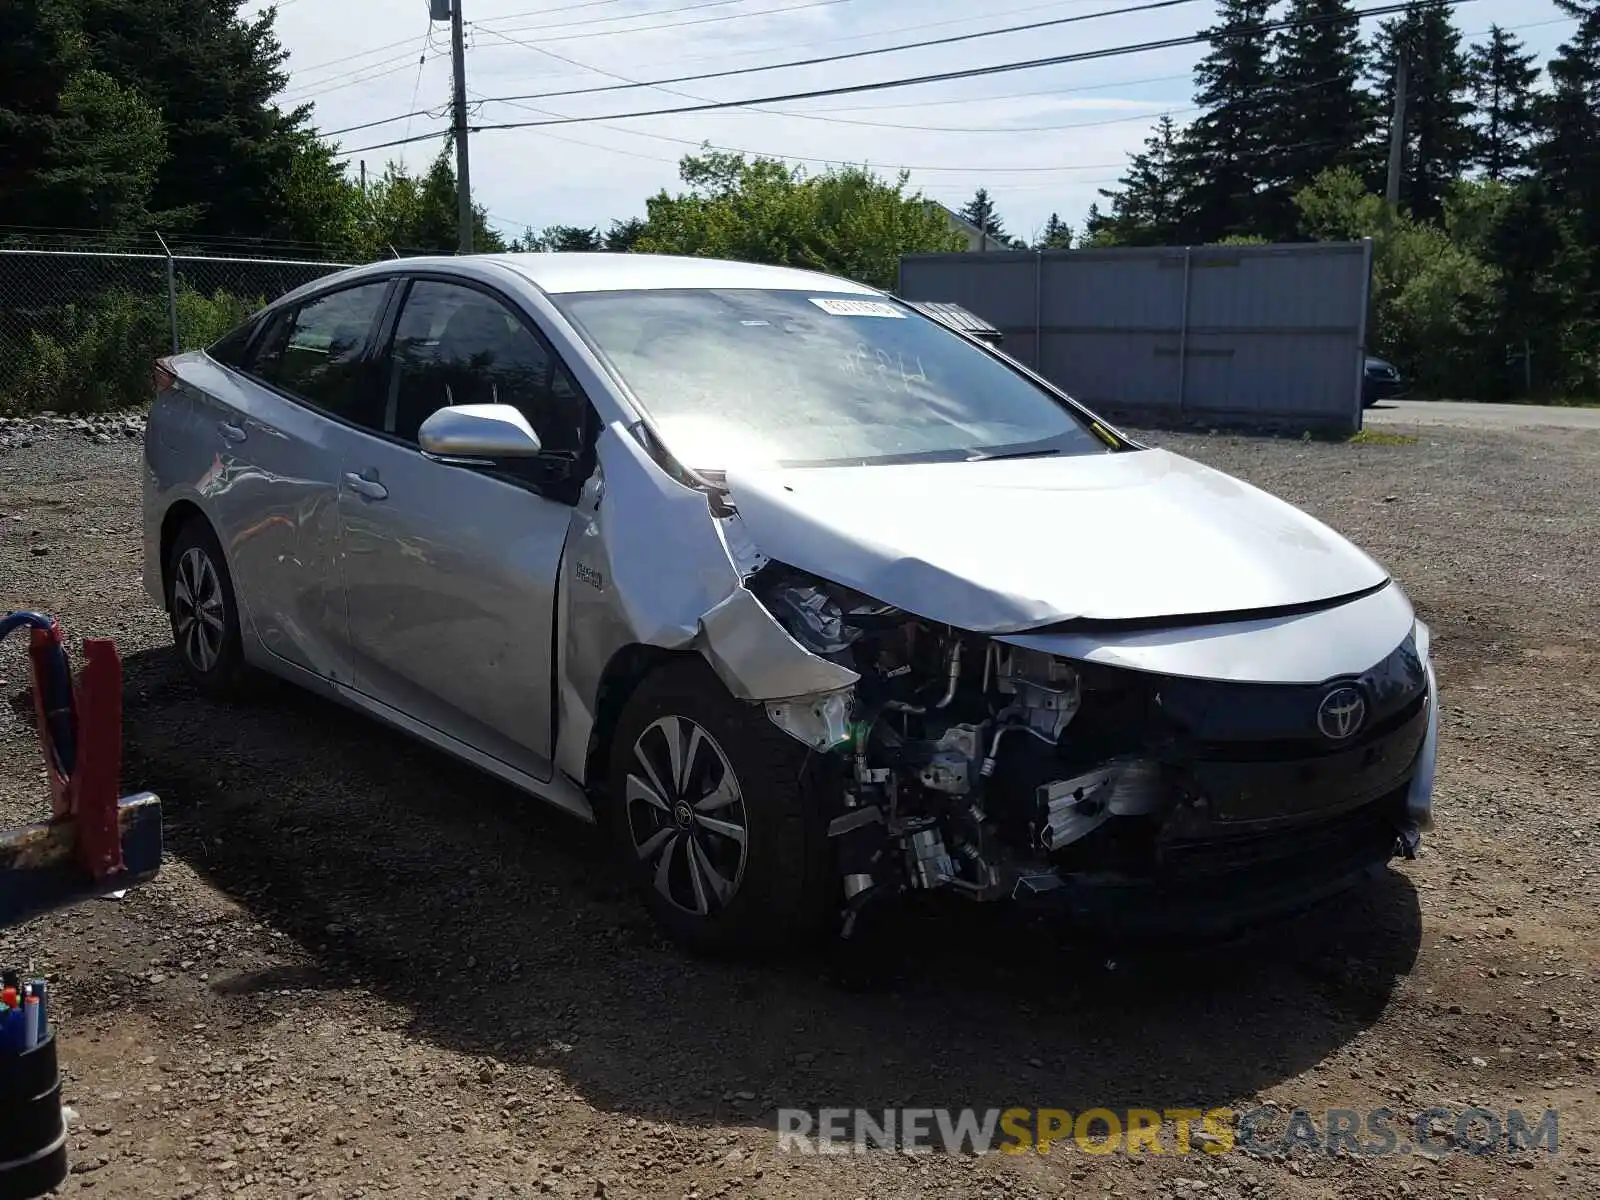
1371 1 1474 224
1034 212 1073 249
604 217 646 251
1467 25 1541 181
1095 115 1190 245
1258 0 1376 238
958 187 1010 245
1538 0 1600 340
1481 181 1577 395
1538 1 1600 239
1180 0 1276 242
538 225 602 251
74 0 314 238
1081 201 1113 246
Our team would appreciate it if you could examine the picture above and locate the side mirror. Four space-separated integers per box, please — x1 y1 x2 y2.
418 403 543 463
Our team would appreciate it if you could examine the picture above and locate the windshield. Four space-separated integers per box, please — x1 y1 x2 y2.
553 288 1112 470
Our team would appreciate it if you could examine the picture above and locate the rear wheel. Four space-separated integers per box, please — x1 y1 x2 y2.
167 518 252 699
604 658 837 956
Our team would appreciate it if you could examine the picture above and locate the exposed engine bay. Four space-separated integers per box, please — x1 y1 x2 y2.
749 566 1434 935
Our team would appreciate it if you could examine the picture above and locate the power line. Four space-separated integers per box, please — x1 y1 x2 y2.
324 0 1205 138
476 0 839 38
335 0 1472 155
479 68 1371 175
480 0 1209 107
476 0 768 29
467 0 1074 91
478 0 855 45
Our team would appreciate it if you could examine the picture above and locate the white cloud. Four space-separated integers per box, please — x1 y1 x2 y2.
268 0 1576 246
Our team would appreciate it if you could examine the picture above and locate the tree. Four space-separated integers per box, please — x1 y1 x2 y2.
1447 179 1577 395
36 69 166 232
1370 1 1474 224
0 0 334 241
1081 201 1115 246
1180 0 1276 242
635 150 962 290
1094 114 1190 245
73 0 316 238
957 187 1012 246
544 225 602 251
1295 166 1493 394
1467 25 1541 181
604 217 645 252
1034 212 1073 249
1257 0 1376 238
1538 2 1600 271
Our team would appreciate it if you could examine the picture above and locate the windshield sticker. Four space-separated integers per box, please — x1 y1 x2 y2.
808 297 907 319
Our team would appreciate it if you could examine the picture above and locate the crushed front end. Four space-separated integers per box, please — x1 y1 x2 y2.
751 570 1438 940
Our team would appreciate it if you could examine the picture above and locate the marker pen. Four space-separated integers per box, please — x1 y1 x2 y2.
29 981 47 1039
22 996 38 1051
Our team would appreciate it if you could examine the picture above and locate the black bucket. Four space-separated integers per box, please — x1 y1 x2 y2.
0 1034 67 1199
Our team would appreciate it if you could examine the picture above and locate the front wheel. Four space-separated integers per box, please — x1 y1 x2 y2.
603 658 837 956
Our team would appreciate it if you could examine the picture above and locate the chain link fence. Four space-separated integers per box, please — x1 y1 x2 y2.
0 244 357 416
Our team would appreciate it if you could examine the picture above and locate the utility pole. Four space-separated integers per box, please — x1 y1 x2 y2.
449 0 474 253
1385 49 1409 210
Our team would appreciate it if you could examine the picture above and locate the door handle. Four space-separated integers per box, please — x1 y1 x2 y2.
343 471 389 501
218 421 247 443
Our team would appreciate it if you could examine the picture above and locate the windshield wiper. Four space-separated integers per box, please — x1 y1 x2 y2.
964 447 1062 462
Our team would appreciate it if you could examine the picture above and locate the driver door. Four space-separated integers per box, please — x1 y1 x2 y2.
337 277 591 780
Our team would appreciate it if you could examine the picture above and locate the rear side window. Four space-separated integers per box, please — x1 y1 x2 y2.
208 317 260 367
253 282 391 426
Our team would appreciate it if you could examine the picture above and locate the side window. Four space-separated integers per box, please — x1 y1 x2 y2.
385 280 585 454
208 315 261 367
255 282 391 426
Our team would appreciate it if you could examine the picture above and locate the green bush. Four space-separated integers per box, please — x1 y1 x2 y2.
1 286 262 416
176 287 262 351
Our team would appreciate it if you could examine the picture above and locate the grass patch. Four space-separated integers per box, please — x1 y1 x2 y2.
1347 428 1419 446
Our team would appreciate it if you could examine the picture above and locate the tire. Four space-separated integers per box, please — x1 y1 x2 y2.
603 657 838 956
167 517 253 700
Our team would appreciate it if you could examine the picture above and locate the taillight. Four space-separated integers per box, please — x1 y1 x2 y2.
153 357 177 395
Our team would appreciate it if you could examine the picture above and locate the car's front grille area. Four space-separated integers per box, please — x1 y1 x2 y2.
1189 690 1427 762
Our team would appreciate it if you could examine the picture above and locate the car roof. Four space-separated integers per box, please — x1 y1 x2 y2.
355 251 883 297
491 252 882 296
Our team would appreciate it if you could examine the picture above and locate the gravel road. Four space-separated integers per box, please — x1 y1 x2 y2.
1365 399 1600 431
0 418 1595 1200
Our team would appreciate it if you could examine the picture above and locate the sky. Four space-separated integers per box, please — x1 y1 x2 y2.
262 0 1577 246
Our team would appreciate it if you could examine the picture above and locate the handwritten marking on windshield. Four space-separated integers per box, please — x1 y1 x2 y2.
838 342 931 395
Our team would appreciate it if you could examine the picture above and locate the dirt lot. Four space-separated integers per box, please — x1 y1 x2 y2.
0 419 1595 1200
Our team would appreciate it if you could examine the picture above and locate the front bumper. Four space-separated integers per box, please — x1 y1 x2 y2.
1011 667 1439 940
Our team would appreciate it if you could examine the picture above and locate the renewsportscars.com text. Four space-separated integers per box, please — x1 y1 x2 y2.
777 1106 1560 1157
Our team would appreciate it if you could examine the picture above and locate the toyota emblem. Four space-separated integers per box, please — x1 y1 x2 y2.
1316 686 1367 740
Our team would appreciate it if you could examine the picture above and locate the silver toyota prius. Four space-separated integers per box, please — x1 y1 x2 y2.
142 252 1439 953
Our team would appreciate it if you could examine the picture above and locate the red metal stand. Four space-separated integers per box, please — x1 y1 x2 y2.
30 632 125 880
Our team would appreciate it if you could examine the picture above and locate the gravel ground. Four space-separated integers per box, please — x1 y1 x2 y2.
0 419 1595 1200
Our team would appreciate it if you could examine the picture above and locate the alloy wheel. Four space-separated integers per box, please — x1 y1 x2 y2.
625 715 749 917
173 546 226 673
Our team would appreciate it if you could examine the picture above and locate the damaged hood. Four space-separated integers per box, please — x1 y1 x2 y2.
723 448 1389 633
